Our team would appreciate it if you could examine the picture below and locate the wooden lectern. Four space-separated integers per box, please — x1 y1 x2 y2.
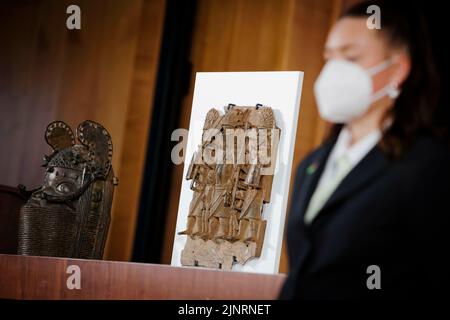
0 254 285 299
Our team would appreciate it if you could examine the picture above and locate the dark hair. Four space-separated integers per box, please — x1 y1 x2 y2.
328 0 444 157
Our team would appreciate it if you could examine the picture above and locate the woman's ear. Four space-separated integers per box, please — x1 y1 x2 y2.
391 51 411 88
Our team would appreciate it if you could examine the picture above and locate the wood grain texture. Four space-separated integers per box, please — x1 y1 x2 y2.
104 0 166 261
0 254 285 300
162 0 341 273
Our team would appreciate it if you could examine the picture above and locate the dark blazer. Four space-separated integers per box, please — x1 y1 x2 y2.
279 133 450 299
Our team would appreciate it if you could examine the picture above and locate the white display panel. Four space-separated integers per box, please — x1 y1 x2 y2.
171 71 303 274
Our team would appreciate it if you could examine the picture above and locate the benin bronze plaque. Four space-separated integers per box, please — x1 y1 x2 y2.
179 105 280 270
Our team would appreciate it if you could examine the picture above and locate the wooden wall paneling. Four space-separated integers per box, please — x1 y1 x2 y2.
0 1 67 188
54 0 143 167
105 0 166 261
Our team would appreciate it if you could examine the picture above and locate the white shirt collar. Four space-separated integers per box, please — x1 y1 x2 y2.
304 127 382 224
329 127 381 167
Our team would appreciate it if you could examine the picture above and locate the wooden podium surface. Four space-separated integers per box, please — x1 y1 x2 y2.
0 254 286 300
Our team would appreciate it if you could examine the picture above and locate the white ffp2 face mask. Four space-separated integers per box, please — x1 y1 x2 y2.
314 59 399 123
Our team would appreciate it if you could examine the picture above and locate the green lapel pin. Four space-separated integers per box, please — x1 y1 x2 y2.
306 162 318 175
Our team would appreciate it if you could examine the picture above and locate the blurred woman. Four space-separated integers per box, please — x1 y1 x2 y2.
280 0 450 299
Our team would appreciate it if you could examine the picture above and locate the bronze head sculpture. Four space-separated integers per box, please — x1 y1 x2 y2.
18 120 117 259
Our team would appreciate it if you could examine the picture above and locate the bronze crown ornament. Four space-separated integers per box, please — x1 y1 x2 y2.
18 120 118 259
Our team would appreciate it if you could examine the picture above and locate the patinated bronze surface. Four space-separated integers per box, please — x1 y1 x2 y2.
179 105 279 270
18 120 117 259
